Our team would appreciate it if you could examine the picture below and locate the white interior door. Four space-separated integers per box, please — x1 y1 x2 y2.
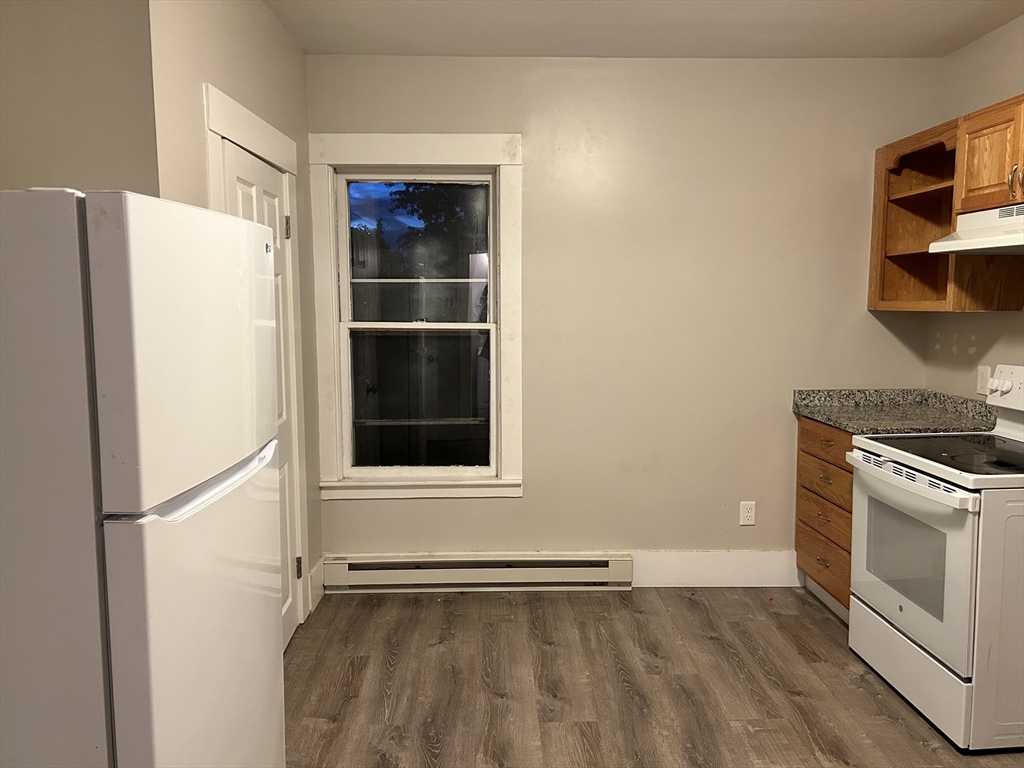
223 140 301 647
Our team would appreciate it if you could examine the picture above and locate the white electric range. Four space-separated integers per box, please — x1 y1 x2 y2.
845 364 1023 752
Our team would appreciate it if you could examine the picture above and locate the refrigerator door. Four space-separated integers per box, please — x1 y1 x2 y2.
85 192 276 514
103 441 284 768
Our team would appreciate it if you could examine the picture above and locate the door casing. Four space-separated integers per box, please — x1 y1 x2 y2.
203 83 315 631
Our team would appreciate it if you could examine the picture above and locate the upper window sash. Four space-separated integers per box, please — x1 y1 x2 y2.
335 172 497 326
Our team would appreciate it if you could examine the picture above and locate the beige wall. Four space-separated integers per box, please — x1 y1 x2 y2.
308 55 943 555
0 0 159 195
941 14 1024 118
925 15 1024 399
147 0 322 559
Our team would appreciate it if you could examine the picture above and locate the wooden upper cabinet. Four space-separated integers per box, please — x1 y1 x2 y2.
867 120 958 311
954 95 1024 214
867 94 1024 312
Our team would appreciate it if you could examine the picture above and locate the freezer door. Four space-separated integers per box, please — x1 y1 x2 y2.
86 192 276 514
103 441 284 768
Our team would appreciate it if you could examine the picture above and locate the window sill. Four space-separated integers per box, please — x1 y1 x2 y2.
320 478 522 501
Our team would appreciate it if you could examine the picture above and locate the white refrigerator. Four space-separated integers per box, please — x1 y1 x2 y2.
0 189 286 767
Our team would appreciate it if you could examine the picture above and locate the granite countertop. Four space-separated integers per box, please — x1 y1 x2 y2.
793 389 996 435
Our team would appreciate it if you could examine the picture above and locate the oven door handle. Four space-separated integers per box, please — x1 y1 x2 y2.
846 451 981 512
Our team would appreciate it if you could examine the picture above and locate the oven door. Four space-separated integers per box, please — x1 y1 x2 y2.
848 452 980 678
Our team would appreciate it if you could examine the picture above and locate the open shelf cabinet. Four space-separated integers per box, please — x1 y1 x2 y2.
868 115 1024 312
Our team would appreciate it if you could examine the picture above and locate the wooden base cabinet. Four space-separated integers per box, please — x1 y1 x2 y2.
795 416 853 611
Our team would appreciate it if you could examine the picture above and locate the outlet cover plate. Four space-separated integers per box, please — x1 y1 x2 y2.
740 501 756 526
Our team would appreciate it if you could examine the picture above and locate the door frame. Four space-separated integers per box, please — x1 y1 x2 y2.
203 83 314 622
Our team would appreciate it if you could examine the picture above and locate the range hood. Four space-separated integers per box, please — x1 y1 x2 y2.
930 204 1024 256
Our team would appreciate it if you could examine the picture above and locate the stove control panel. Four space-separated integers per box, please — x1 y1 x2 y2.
987 364 1024 411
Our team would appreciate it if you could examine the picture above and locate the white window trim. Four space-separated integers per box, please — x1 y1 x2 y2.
309 133 522 500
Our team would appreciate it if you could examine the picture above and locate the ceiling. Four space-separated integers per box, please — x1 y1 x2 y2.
265 0 1024 58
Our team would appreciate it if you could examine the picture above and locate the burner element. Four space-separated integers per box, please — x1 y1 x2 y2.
950 453 1000 470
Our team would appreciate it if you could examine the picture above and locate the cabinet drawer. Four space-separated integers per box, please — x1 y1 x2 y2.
797 451 853 511
797 418 854 470
796 522 851 609
796 487 851 552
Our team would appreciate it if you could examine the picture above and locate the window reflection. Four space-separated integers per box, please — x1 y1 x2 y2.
348 182 489 280
351 331 490 467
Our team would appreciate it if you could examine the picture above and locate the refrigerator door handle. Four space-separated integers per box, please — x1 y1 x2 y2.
143 440 277 524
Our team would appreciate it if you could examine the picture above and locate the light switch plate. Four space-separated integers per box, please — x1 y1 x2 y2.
977 365 992 396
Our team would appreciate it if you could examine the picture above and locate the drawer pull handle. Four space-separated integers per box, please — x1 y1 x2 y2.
817 512 832 524
819 438 834 448
1010 164 1019 198
816 556 830 569
818 474 833 486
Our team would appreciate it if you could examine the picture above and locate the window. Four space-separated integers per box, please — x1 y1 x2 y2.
310 134 522 499
346 179 492 469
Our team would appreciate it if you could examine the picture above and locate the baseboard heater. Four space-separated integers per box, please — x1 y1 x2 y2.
322 553 633 593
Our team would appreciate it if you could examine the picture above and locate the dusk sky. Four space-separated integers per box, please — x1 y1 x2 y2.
348 182 424 248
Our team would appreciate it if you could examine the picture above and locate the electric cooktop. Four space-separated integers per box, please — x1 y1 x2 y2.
870 433 1024 476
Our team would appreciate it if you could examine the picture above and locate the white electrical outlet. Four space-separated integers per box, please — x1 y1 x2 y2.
977 365 992 396
740 501 756 526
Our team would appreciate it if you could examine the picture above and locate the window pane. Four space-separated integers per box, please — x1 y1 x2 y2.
351 331 490 467
348 182 489 280
867 497 946 620
352 281 487 322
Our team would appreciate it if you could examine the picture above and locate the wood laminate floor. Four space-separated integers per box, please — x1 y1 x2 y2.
284 588 1022 768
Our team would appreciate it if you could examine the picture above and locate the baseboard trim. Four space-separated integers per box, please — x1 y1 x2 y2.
629 550 800 587
309 556 325 614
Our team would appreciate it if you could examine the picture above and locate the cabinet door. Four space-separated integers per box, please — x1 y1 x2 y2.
1019 101 1024 199
954 98 1024 213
